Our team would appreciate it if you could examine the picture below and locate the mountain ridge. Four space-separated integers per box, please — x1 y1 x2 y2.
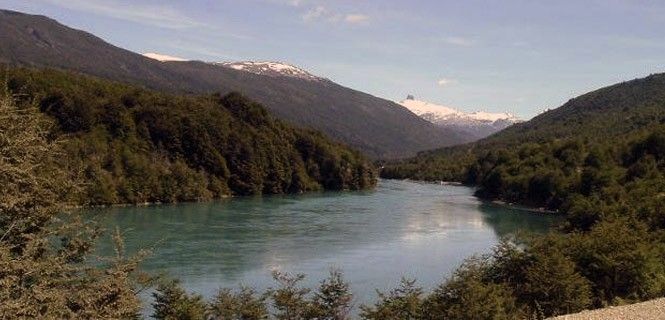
0 9 465 159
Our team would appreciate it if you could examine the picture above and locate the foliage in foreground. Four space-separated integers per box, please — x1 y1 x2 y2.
152 270 352 320
0 91 148 318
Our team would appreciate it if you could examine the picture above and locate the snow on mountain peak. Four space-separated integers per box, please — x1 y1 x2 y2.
400 97 462 120
399 96 521 139
216 61 324 81
400 96 519 123
143 52 187 62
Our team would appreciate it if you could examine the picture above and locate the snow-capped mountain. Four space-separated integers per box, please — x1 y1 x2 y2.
399 95 521 139
216 61 324 81
143 53 323 81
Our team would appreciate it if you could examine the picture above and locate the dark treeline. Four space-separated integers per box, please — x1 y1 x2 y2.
3 66 376 205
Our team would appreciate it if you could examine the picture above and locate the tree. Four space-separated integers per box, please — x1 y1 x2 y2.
0 89 145 319
152 280 206 320
311 269 354 320
268 271 314 320
360 278 424 320
422 259 518 320
522 245 592 316
208 287 268 320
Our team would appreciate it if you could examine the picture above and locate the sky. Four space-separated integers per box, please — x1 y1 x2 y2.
2 0 665 119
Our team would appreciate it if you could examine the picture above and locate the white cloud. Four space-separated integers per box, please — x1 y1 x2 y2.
438 78 458 87
40 0 202 29
345 14 370 24
443 36 476 47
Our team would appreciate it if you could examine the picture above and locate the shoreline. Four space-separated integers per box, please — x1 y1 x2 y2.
67 184 379 210
487 200 559 215
388 177 561 215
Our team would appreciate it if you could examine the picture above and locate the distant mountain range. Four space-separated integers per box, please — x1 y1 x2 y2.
399 95 521 140
0 9 469 159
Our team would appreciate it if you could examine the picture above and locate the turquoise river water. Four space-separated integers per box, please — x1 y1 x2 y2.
87 179 558 308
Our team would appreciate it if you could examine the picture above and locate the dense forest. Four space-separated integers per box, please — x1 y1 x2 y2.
2 66 376 205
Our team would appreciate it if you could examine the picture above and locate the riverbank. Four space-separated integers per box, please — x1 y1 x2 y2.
392 178 560 215
488 200 559 215
550 298 665 319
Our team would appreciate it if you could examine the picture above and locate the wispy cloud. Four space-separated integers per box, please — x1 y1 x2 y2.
604 35 665 48
265 0 305 7
288 0 304 7
302 6 328 22
438 78 458 87
345 14 370 24
512 40 530 47
300 4 369 25
443 36 477 47
40 0 203 29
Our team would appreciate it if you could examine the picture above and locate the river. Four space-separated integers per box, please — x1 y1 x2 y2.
88 179 558 308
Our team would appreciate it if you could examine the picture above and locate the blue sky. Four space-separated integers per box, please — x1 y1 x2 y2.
3 0 665 118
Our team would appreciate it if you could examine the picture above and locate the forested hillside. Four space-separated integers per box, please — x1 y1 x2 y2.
3 66 376 205
383 72 665 208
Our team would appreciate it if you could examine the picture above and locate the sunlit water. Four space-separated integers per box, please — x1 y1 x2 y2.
87 179 558 310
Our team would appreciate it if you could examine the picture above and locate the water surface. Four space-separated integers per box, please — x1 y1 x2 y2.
89 179 557 304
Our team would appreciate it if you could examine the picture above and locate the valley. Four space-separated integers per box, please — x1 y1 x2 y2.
1 3 664 320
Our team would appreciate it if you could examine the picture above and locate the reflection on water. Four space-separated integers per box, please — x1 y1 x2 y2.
88 179 558 305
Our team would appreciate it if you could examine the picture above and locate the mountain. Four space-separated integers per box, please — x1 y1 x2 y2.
0 9 465 159
399 95 520 140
